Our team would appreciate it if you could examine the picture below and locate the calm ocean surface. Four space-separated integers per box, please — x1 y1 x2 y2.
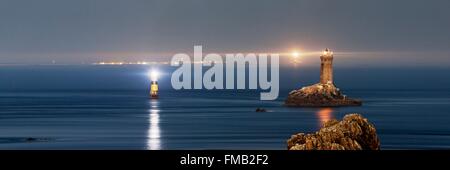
0 65 450 149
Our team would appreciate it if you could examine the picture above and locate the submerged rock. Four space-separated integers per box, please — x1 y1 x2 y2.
256 108 267 112
25 137 51 143
287 113 380 150
285 83 362 107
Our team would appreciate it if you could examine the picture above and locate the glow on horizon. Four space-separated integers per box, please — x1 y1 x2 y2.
291 51 300 58
4 49 448 68
147 100 161 150
85 49 410 68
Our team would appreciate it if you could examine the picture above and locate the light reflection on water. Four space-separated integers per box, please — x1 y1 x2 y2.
147 100 161 150
316 108 334 127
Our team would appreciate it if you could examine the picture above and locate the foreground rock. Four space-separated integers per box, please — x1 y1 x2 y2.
287 113 380 150
285 83 362 107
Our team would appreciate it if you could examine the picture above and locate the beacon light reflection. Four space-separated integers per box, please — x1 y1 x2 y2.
148 70 159 99
316 108 334 127
147 104 161 150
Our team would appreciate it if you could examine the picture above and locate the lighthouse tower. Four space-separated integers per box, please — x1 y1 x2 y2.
320 48 334 84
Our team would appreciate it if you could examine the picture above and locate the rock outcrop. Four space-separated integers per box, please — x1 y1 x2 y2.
255 108 267 112
287 113 380 150
285 83 362 107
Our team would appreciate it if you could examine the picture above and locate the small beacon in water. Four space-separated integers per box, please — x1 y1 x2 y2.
149 70 159 99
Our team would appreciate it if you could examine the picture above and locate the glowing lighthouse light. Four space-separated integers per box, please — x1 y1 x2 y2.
149 70 159 81
323 48 333 55
149 70 159 99
291 51 300 58
290 51 302 65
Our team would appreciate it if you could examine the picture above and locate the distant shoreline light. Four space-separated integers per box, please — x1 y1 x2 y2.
92 61 170 65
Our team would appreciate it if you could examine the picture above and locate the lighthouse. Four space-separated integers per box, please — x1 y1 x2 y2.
149 70 159 99
320 48 334 84
285 48 363 107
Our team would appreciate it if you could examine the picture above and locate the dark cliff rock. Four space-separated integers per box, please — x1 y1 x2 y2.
285 83 362 107
287 113 380 150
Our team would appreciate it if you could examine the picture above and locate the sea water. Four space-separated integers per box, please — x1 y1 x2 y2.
0 65 449 149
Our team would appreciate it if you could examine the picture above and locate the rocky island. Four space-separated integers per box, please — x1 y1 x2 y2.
285 83 362 107
285 49 362 107
287 113 380 150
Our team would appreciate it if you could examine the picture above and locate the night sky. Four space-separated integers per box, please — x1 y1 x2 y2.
0 0 449 67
